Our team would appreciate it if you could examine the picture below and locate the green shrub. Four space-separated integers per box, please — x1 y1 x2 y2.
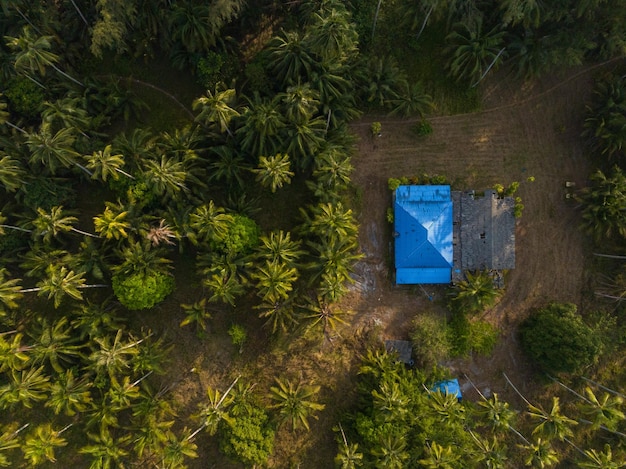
244 56 271 94
196 51 240 89
386 207 394 223
228 324 247 352
218 404 274 467
19 177 77 210
520 302 602 374
370 121 382 136
469 320 498 356
414 120 433 136
448 311 498 357
388 178 401 191
112 271 175 310
4 77 45 118
214 214 259 255
410 313 451 368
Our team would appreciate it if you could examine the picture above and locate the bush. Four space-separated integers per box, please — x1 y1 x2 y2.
448 311 498 357
4 77 45 119
520 303 602 374
196 51 240 89
219 405 274 467
410 313 451 368
19 177 77 210
214 215 259 255
388 178 401 191
112 271 175 310
414 120 433 136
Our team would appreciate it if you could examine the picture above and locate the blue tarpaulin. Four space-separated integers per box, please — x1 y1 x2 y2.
431 379 462 400
394 185 453 284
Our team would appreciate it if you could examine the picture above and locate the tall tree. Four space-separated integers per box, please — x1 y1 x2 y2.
253 153 295 193
21 423 68 466
193 84 240 135
268 377 325 432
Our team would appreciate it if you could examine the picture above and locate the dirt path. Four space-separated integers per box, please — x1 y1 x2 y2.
342 64 616 404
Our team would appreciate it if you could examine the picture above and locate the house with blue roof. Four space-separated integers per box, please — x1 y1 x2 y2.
393 185 516 284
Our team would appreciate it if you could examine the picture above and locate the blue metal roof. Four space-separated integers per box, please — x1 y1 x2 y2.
394 185 453 284
431 379 462 400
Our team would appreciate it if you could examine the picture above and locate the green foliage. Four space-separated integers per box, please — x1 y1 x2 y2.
447 311 498 357
386 207 394 224
450 271 501 315
414 119 433 136
580 166 626 242
17 177 76 211
228 324 247 351
196 51 240 89
410 313 451 368
3 77 45 119
215 215 259 255
218 400 274 467
112 271 174 310
370 121 382 136
387 178 401 191
520 303 602 374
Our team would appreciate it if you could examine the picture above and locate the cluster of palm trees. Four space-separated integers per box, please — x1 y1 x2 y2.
336 349 626 468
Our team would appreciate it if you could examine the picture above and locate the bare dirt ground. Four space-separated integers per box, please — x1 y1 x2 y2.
342 64 618 407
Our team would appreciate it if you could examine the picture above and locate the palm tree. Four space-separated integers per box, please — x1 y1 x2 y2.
93 204 131 241
0 423 26 467
579 166 626 242
284 116 326 170
580 386 625 431
41 97 90 134
0 268 23 310
528 397 577 441
267 30 316 87
279 82 320 124
69 301 125 341
252 260 298 304
111 241 172 277
389 81 434 118
160 428 198 468
193 84 240 135
335 424 363 469
365 56 407 109
107 375 141 411
79 425 131 469
27 316 82 373
237 93 285 157
257 230 304 266
0 154 26 192
418 441 459 469
445 18 506 84
303 202 358 239
372 381 409 421
189 201 232 246
268 377 325 432
522 438 559 468
145 219 177 247
312 145 353 192
31 205 98 242
475 393 518 433
6 26 82 86
470 432 508 469
26 124 82 175
179 299 212 336
301 295 352 337
193 378 239 437
45 368 92 416
87 329 142 381
207 145 249 189
84 145 133 182
21 264 91 308
21 423 68 466
372 433 409 469
256 296 299 334
308 7 358 63
19 246 70 279
203 268 244 307
142 155 188 199
0 332 30 373
450 270 501 314
578 444 625 469
0 366 50 409
253 153 295 192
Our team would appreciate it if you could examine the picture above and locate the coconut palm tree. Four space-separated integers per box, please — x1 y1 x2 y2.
0 332 30 373
79 425 131 469
267 30 316 87
528 397 577 441
237 93 285 158
450 270 501 314
70 301 125 342
142 155 188 200
26 124 82 175
279 82 320 125
284 116 327 170
189 201 232 246
301 295 352 337
580 386 625 431
268 377 325 432
31 205 98 242
27 316 82 373
256 296 299 334
475 393 518 433
19 247 70 279
0 268 23 311
372 381 409 421
303 201 358 239
522 438 559 468
193 84 240 135
578 444 625 469
372 433 409 469
160 428 198 468
253 153 295 192
252 260 298 304
0 365 50 409
579 166 626 242
203 268 244 307
257 230 304 266
21 265 89 308
145 219 177 247
312 145 353 192
207 145 249 189
111 241 172 277
418 441 459 469
87 329 146 383
307 7 358 63
21 423 68 466
45 368 92 416
41 97 90 134
193 378 239 437
0 423 26 467
179 299 212 336
0 154 26 192
84 145 133 182
93 204 131 241
335 424 363 469
389 81 434 118
470 432 508 469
